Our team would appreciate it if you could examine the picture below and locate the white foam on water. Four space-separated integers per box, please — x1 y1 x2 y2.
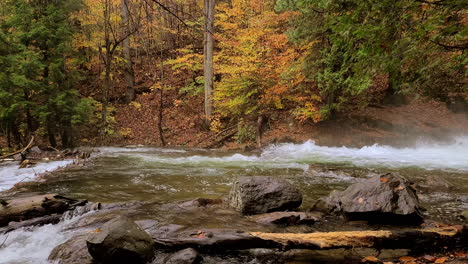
0 218 76 264
0 160 74 191
107 136 468 172
260 136 468 172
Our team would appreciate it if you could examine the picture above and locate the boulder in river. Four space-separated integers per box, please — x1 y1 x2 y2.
86 216 155 264
314 174 424 225
227 176 302 215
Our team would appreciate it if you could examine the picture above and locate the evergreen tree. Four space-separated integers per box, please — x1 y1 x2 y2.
0 0 84 147
277 0 467 119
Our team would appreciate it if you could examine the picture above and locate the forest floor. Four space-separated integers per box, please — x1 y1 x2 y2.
89 92 468 150
2 92 467 151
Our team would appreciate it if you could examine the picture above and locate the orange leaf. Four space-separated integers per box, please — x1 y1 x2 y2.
399 256 416 263
380 177 389 183
361 256 379 262
435 257 448 263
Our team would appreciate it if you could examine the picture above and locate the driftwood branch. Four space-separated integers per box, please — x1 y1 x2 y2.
0 136 34 160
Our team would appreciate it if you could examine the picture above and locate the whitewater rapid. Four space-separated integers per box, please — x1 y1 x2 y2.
0 160 74 192
117 136 468 173
1 137 467 194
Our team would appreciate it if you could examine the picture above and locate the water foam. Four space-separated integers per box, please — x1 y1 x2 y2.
121 136 468 172
260 136 468 171
0 160 74 191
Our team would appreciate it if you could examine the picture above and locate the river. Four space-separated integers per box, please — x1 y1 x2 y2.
0 137 467 263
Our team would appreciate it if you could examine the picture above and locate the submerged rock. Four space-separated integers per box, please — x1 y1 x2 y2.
250 211 322 226
315 174 423 224
86 216 155 264
227 176 302 215
164 248 202 264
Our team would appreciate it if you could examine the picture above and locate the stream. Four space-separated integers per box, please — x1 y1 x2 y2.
0 137 467 263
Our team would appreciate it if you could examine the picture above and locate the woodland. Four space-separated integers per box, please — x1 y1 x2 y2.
0 0 466 149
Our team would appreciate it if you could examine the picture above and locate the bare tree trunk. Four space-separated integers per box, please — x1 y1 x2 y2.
121 0 135 103
203 0 215 122
157 47 166 147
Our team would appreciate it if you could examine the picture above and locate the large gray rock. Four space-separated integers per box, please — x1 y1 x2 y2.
228 177 302 215
315 174 423 224
86 216 155 264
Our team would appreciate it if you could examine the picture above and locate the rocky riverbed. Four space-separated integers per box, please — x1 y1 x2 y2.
0 140 467 263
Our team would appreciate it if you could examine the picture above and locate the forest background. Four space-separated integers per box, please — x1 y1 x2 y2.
0 0 466 150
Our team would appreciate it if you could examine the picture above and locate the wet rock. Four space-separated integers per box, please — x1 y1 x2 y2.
460 210 468 221
228 176 302 215
311 190 342 214
86 216 155 264
178 198 223 209
150 224 186 239
49 233 93 264
318 174 423 224
29 146 42 154
154 228 280 251
135 219 160 237
250 211 322 226
63 202 101 219
418 175 454 192
456 195 468 203
164 248 202 264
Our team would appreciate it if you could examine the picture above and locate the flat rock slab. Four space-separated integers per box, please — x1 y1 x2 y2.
250 212 323 226
154 228 281 251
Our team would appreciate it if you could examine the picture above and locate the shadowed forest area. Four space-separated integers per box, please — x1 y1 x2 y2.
0 0 467 151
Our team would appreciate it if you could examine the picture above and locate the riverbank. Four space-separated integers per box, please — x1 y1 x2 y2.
96 95 468 150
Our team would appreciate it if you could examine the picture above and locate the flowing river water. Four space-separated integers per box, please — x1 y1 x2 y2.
0 137 467 263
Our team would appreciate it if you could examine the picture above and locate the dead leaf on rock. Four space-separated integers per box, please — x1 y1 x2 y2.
362 256 379 262
399 256 416 263
380 177 389 183
434 257 448 263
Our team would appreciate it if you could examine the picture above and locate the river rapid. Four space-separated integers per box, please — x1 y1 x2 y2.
0 137 467 263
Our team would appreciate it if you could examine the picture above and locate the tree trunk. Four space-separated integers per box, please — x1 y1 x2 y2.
47 118 57 148
121 0 135 103
61 119 73 148
158 48 166 146
203 0 215 122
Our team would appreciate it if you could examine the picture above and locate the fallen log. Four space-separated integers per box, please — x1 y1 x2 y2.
153 226 466 253
0 194 80 227
1 214 62 234
250 226 467 252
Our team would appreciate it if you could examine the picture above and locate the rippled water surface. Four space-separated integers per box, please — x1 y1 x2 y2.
1 137 467 263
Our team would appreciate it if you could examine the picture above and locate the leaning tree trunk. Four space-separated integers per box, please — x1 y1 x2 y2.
203 0 215 122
